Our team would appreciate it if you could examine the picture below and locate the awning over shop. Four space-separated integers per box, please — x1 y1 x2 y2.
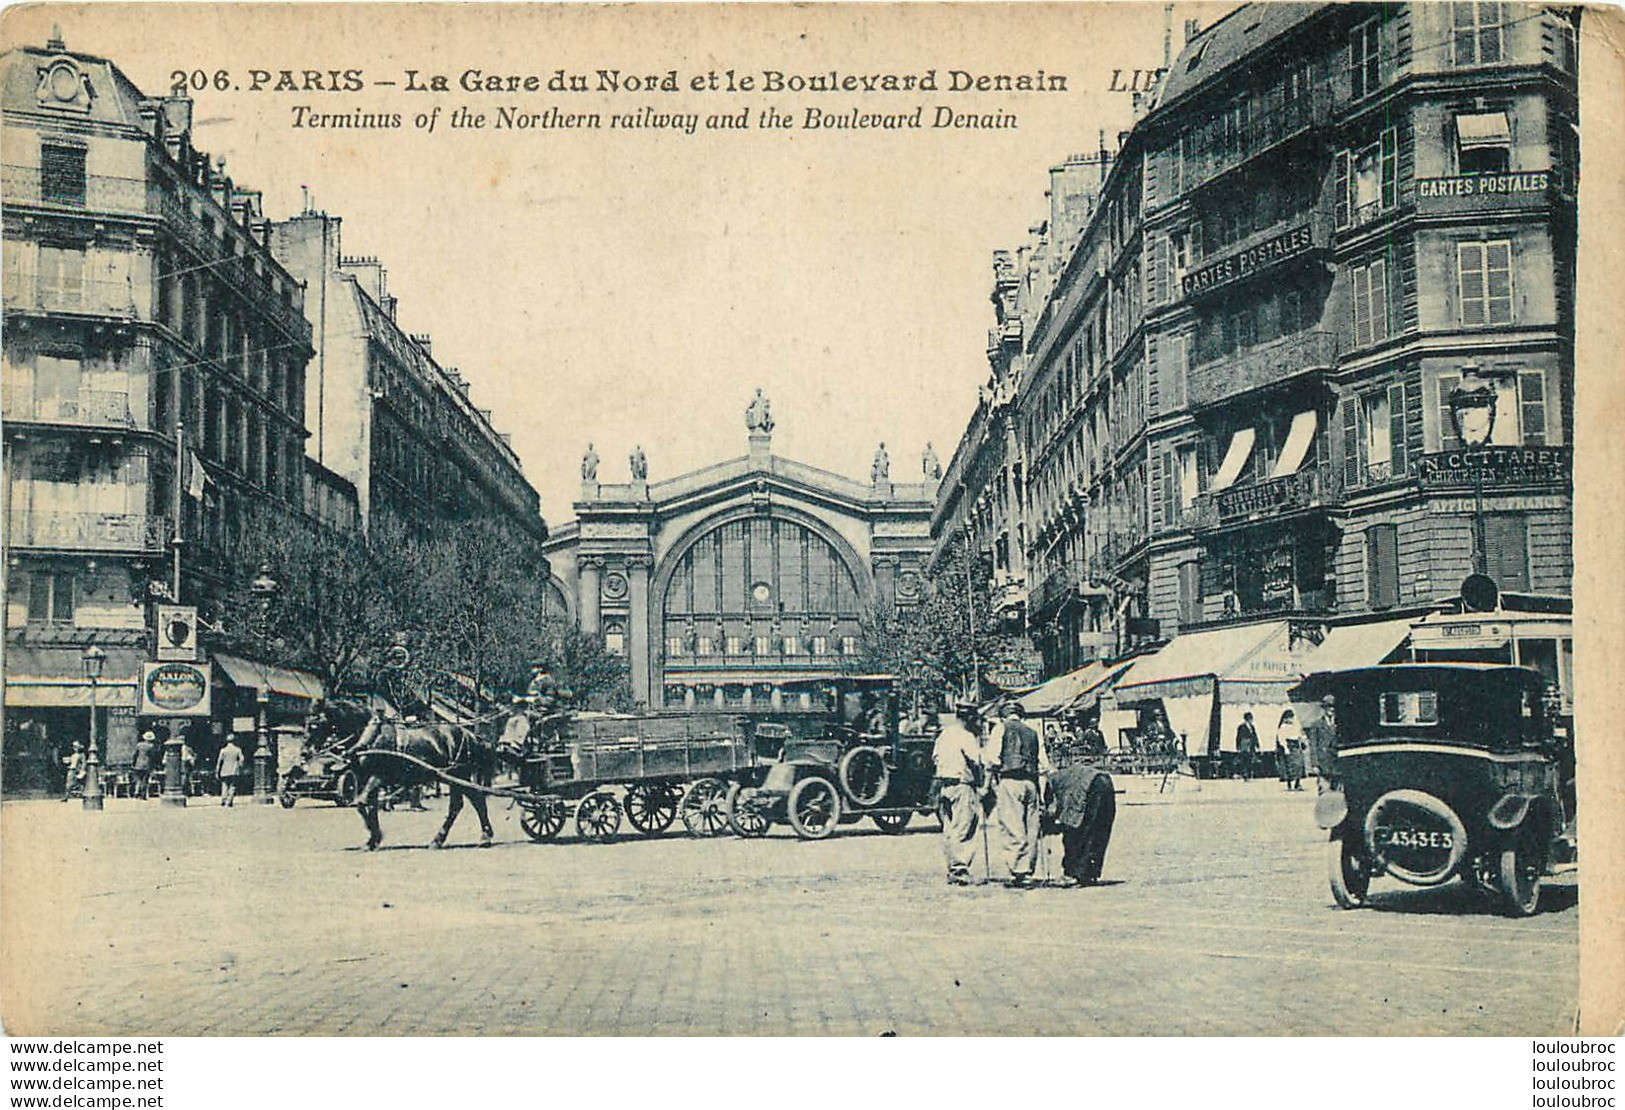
1270 410 1318 479
1456 111 1511 149
1301 618 1414 676
1114 621 1297 704
1210 428 1256 491
1015 659 1133 716
213 653 325 700
3 644 144 708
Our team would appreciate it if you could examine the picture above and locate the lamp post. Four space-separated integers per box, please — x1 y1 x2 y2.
80 645 106 812
1447 363 1498 577
249 566 280 803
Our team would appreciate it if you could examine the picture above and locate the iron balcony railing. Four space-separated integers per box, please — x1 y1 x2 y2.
1 388 135 429
1188 329 1339 411
1199 462 1343 529
0 165 150 215
8 511 171 553
3 274 143 319
1181 90 1332 192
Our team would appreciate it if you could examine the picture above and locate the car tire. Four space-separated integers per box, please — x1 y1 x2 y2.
725 781 771 838
1328 836 1370 909
837 746 890 807
786 776 841 840
337 771 359 807
1498 828 1545 917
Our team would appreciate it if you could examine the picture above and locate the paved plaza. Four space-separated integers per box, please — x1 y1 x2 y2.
0 779 1578 1036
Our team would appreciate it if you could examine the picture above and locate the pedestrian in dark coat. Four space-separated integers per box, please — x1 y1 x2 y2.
1235 712 1261 781
1307 695 1339 793
1047 761 1116 886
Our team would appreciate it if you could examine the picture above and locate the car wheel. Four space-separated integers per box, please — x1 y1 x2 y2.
680 778 729 838
337 771 359 807
837 746 890 807
278 787 297 809
786 777 841 840
725 781 771 838
1328 836 1369 909
1498 828 1545 917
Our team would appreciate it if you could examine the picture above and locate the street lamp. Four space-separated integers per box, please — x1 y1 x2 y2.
1448 363 1498 576
80 645 107 812
248 566 280 802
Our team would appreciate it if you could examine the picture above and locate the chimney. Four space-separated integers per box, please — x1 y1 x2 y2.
1164 3 1174 69
410 333 432 356
1184 18 1201 43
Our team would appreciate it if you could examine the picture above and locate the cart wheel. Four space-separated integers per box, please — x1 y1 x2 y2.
337 771 359 807
838 747 891 807
576 792 622 842
871 811 910 834
1328 836 1370 909
1498 828 1545 917
680 778 729 837
787 777 841 840
725 781 771 838
624 783 681 835
520 800 565 842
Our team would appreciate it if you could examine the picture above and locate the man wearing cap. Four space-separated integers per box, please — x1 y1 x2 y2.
1307 695 1339 793
931 700 987 886
992 702 1042 887
132 730 158 799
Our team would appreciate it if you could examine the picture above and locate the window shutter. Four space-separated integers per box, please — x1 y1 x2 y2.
1342 397 1362 487
1438 374 1462 450
1161 448 1176 527
1484 514 1529 590
1372 257 1389 341
1460 243 1486 326
1387 382 1407 477
1519 370 1547 445
1352 265 1371 346
1334 150 1351 229
1381 127 1398 209
1366 524 1400 610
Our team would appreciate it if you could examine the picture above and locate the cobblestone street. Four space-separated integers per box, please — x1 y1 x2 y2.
0 779 1577 1036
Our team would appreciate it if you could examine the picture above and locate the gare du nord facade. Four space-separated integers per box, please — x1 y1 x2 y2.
929 1 1578 766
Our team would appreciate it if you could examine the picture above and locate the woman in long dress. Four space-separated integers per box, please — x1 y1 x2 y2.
1275 709 1306 791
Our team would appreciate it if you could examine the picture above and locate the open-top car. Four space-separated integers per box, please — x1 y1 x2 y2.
1298 663 1575 917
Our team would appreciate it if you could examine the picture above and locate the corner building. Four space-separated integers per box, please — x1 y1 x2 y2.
1 36 314 786
993 3 1576 678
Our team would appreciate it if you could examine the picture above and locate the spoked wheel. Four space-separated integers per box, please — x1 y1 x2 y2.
871 811 910 834
337 771 359 807
624 783 682 835
786 776 841 840
576 791 622 842
278 777 298 809
680 777 729 837
1328 836 1370 909
1498 827 1546 917
838 746 891 807
520 800 566 842
725 781 771 838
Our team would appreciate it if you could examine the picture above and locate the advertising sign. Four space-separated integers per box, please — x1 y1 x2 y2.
139 661 212 717
155 604 199 661
1181 223 1316 298
1417 446 1572 491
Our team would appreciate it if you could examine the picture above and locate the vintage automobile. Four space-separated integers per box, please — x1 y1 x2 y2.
724 676 938 839
278 726 360 809
1299 663 1575 917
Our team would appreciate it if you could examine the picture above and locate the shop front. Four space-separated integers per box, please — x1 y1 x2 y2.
3 643 143 796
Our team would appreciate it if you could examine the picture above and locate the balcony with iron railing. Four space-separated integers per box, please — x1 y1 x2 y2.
1180 89 1332 193
3 274 143 320
1 165 151 216
1190 463 1343 532
7 511 171 553
1342 457 1410 494
1188 329 1339 411
2 388 136 430
156 193 310 343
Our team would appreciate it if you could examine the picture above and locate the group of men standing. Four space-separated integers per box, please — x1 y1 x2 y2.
931 701 1116 889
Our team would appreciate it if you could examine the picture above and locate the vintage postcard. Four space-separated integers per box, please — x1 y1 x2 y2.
1 1 1621 1042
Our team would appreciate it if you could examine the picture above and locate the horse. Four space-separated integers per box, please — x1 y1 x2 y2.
350 712 524 850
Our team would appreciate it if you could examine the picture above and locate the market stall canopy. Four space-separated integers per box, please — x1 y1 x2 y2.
1015 659 1134 716
213 653 325 700
1300 618 1414 677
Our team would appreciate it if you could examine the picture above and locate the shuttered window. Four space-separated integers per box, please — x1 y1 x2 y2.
40 145 86 207
1365 524 1400 610
1334 151 1351 229
1484 514 1529 590
1458 241 1514 326
1519 370 1547 446
1351 19 1382 99
1178 560 1202 626
1352 258 1390 347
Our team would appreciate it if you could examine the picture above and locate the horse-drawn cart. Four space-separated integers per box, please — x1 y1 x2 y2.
510 712 759 843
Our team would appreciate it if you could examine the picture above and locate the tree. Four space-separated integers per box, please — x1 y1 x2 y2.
856 539 1000 700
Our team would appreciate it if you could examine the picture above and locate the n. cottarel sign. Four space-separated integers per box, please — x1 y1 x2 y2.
1181 224 1316 298
1418 445 1572 490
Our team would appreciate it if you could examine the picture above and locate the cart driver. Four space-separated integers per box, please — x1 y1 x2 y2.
524 664 561 709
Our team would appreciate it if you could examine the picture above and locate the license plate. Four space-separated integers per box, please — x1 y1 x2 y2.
1377 827 1453 850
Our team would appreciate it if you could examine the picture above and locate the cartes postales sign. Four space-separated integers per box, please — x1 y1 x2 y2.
139 661 212 717
1180 223 1316 298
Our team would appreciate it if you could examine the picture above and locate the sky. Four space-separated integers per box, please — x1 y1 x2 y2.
4 2 1231 526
